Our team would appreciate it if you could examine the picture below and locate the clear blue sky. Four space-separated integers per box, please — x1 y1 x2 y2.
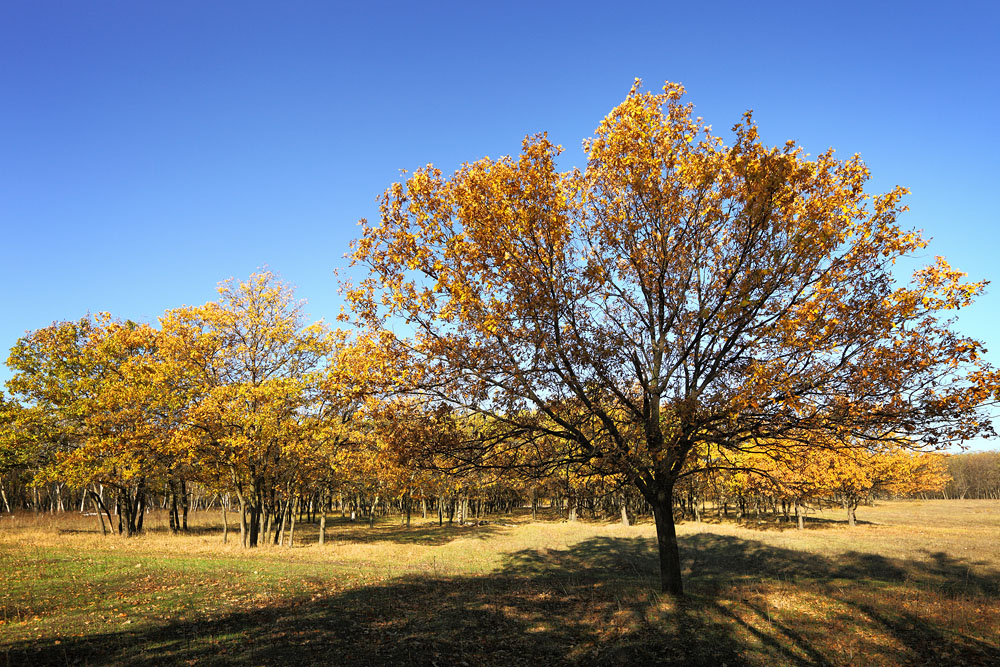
2 1 998 448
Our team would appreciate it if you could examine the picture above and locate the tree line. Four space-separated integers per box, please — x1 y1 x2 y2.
0 270 963 535
938 450 1000 499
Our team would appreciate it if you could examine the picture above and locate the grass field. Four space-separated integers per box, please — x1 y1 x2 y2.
1 500 998 666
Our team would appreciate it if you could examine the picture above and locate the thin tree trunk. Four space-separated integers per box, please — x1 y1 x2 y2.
0 483 10 514
135 485 146 533
276 499 290 546
169 480 179 533
319 492 328 546
236 489 248 548
92 489 118 535
180 479 189 531
90 488 108 536
287 498 297 548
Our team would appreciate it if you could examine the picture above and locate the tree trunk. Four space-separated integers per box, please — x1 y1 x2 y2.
0 483 11 513
620 496 630 527
795 499 805 530
96 490 116 534
276 499 290 546
180 479 189 531
287 498 297 548
649 485 683 596
135 485 146 533
319 492 328 546
169 481 180 533
90 489 110 536
236 489 247 548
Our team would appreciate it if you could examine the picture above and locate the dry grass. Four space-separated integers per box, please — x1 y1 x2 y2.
1 500 998 665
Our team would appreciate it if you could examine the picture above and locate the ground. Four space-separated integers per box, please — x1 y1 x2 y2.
1 500 998 666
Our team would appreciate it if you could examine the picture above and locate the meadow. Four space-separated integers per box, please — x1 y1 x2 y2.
1 500 998 666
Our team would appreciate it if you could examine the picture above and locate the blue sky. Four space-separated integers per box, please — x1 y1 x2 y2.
1 1 998 447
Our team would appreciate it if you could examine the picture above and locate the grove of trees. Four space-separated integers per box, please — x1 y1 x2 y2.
940 450 1000 499
1 81 996 596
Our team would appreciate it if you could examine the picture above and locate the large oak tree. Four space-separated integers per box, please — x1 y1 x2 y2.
348 81 997 595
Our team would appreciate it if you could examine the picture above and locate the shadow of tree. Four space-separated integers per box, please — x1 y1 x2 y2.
4 533 999 666
713 516 879 531
319 518 505 546
62 514 509 546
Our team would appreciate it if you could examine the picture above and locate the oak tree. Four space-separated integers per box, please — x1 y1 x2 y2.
4 316 169 535
348 81 997 595
158 272 335 547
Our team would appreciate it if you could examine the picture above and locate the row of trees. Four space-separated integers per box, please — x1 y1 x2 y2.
939 450 1000 499
0 274 357 544
2 81 997 595
0 349 951 531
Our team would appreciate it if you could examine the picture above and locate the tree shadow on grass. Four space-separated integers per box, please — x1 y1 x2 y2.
314 518 506 546
55 516 507 547
701 516 878 532
4 534 999 666
0 573 745 666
